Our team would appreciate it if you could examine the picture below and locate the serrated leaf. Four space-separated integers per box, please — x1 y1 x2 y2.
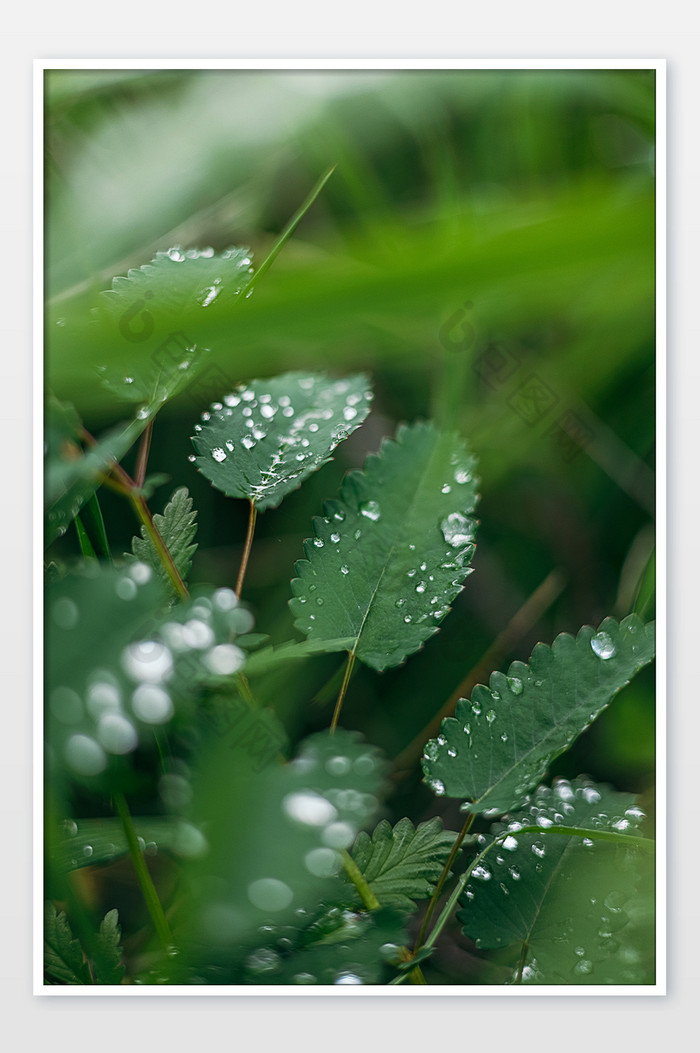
94 247 255 404
190 371 372 512
422 614 655 814
458 777 654 984
290 420 479 671
93 910 125 985
127 486 198 593
44 902 92 985
349 817 459 912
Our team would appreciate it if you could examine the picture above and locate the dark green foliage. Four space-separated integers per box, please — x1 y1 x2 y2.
290 421 479 671
348 818 460 911
422 615 655 815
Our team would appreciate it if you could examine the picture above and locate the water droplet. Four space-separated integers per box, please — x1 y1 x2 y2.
531 841 546 858
129 562 152 585
304 847 341 877
572 958 594 976
325 755 351 776
167 247 185 262
283 791 337 826
427 777 445 796
293 972 317 984
340 565 349 575
486 709 496 723
97 713 138 755
211 447 227 462
64 735 107 776
131 684 173 725
247 878 293 912
188 454 197 463
330 532 341 544
343 406 357 421
441 484 451 494
122 641 174 683
360 501 381 521
313 537 324 548
246 947 281 974
198 283 221 307
507 676 523 696
204 643 245 676
502 836 518 852
334 972 364 985
472 865 491 881
440 512 477 547
591 631 616 660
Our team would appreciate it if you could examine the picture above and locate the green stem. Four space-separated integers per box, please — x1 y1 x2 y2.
413 812 474 953
114 793 172 950
243 165 336 295
134 420 153 490
235 500 257 598
340 850 381 910
74 514 97 560
330 652 356 734
132 493 189 601
83 493 111 560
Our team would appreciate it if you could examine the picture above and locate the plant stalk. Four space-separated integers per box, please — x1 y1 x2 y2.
235 500 258 598
330 652 356 734
114 793 172 950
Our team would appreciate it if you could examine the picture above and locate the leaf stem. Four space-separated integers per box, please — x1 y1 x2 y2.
114 793 172 950
134 420 153 490
82 427 189 600
413 812 473 954
243 165 336 295
340 849 381 910
235 500 257 598
330 652 356 734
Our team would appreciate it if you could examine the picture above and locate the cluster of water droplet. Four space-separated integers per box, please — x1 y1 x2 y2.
50 567 254 781
190 373 372 506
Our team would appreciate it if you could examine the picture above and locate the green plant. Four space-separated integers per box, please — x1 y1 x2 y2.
44 194 655 989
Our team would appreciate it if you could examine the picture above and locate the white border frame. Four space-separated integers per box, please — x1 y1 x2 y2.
34 57 666 997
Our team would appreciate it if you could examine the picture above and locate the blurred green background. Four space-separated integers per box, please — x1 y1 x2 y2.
44 67 656 866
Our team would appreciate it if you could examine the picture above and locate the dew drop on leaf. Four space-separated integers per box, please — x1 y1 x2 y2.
590 631 616 659
360 500 381 521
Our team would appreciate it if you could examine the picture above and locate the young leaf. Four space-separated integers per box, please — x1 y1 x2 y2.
44 902 92 985
421 614 655 814
127 486 198 593
290 420 479 671
458 777 653 984
94 248 255 404
93 910 125 985
348 817 460 912
190 372 372 512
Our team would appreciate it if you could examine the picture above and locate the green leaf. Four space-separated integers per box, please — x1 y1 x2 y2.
44 902 92 985
50 816 210 873
93 910 126 985
240 907 408 985
457 777 654 984
190 371 373 512
421 614 655 814
127 486 198 594
94 247 255 404
348 817 459 912
45 395 150 546
290 420 479 671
